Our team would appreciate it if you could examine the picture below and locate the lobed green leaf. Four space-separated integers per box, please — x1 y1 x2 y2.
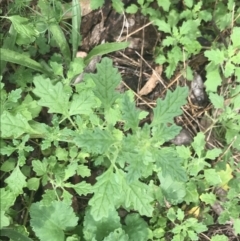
231 27 240 48
204 49 225 65
155 148 187 182
154 19 171 33
112 0 125 13
157 0 171 11
1 111 37 138
74 127 122 154
33 76 70 115
91 57 121 110
200 193 216 205
30 200 78 241
69 91 97 116
90 0 104 10
209 93 224 109
204 169 222 186
191 132 205 157
184 0 193 8
65 181 93 196
121 172 154 217
126 4 138 14
123 214 148 241
159 174 186 204
152 86 188 126
103 228 129 241
83 208 121 240
89 169 122 221
0 188 16 214
121 92 148 132
205 63 223 92
5 166 27 195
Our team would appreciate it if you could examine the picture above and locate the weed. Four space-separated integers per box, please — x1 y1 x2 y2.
0 0 240 240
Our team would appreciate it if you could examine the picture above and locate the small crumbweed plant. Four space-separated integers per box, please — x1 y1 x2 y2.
1 0 240 240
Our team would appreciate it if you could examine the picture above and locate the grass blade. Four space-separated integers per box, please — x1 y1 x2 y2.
84 42 130 65
48 23 71 66
0 24 17 75
0 48 50 75
72 0 81 59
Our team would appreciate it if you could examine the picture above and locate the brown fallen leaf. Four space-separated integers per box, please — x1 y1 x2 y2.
62 0 93 19
76 51 87 58
80 0 93 16
138 65 162 96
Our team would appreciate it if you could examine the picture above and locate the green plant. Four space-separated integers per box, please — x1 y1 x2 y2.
1 0 240 240
167 208 207 241
125 0 204 78
1 56 189 240
126 0 240 80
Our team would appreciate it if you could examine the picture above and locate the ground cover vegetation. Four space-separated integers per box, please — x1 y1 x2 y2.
0 0 240 240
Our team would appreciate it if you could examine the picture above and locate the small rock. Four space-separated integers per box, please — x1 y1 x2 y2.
170 128 193 146
191 73 207 105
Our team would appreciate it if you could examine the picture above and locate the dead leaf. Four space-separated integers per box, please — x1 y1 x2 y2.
62 0 93 19
76 51 87 58
187 206 200 217
138 65 162 96
80 0 93 16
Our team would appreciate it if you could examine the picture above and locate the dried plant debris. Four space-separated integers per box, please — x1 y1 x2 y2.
199 114 220 149
62 0 93 19
138 65 162 96
82 19 105 50
190 73 207 105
